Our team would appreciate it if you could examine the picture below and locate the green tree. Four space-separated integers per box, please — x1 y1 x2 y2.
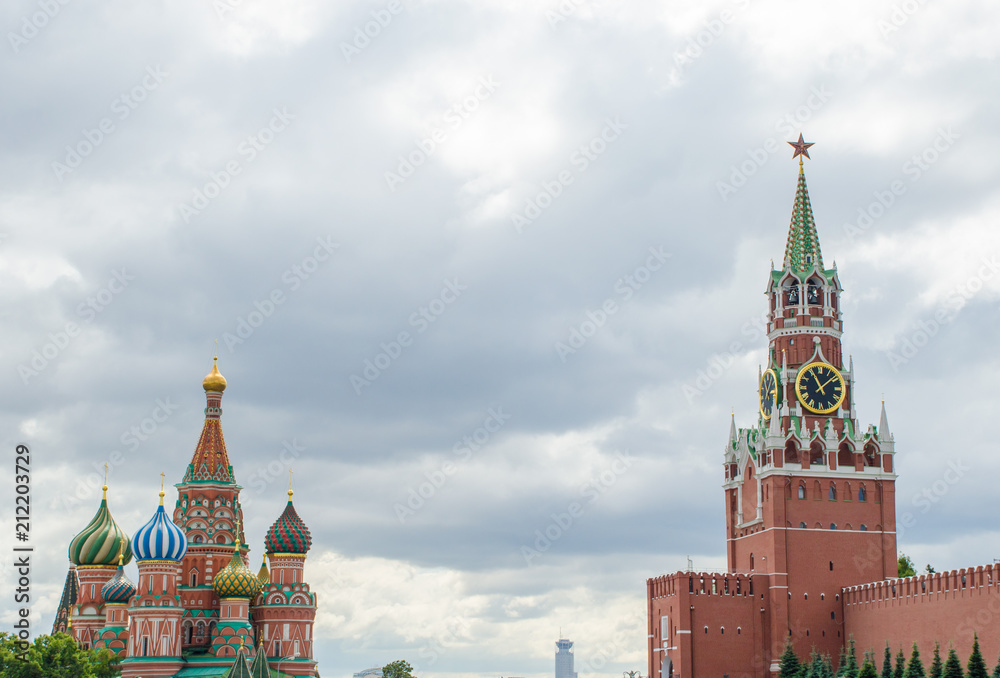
944 647 964 678
930 644 943 678
898 554 917 578
860 658 882 678
905 643 926 678
841 637 859 678
884 645 896 678
991 648 1000 678
383 660 417 678
968 635 988 678
0 632 119 678
896 650 908 678
779 639 802 678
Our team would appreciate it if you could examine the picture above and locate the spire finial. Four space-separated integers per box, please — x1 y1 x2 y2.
788 134 814 161
117 540 124 566
102 462 109 499
289 468 294 499
159 472 165 505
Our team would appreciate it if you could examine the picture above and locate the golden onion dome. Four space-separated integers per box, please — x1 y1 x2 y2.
203 356 227 392
213 546 260 599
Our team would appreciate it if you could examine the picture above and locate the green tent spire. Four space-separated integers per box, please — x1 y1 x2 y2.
782 163 824 275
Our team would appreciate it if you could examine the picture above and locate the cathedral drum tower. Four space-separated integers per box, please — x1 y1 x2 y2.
647 137 899 678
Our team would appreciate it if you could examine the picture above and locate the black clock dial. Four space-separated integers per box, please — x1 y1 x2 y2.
759 369 778 420
794 362 845 414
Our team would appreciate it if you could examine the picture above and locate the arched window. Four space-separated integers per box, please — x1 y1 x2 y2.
807 279 822 305
858 485 867 502
750 554 754 570
193 535 204 544
190 571 198 587
860 524 868 531
798 484 806 500
830 523 837 530
828 484 837 501
864 444 879 467
810 442 825 466
837 443 853 468
800 522 807 529
785 441 798 464
704 626 708 634
785 282 799 305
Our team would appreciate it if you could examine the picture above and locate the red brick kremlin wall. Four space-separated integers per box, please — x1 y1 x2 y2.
844 565 1000 666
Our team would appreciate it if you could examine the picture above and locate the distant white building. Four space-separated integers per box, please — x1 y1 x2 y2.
354 668 384 678
556 638 578 678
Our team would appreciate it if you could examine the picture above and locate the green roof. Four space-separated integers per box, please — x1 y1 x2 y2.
782 167 824 275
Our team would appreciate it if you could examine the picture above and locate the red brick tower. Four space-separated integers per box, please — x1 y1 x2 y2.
647 140 899 678
253 482 318 676
173 357 251 651
723 144 898 670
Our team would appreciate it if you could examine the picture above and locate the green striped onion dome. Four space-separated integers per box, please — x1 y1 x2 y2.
264 492 312 554
68 490 133 566
213 547 261 599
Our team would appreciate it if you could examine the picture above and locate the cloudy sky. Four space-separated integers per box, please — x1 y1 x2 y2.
1 0 999 676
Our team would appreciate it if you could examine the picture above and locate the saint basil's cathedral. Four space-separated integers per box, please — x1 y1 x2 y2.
52 359 319 677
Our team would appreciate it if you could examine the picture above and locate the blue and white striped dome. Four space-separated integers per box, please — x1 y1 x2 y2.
133 498 187 562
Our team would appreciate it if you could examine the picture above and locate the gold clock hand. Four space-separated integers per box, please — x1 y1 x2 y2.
812 371 826 395
817 375 840 392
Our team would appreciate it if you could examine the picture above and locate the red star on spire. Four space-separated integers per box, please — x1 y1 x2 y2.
788 134 814 159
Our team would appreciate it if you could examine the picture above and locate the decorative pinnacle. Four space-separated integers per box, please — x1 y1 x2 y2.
289 469 294 499
159 472 165 505
117 541 124 566
788 133 814 161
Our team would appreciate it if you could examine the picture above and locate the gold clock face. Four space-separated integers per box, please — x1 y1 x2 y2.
795 362 846 414
759 369 778 420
